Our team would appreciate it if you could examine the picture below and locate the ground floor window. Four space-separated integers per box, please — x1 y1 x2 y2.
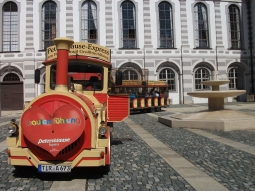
228 67 242 89
159 68 176 91
194 68 210 90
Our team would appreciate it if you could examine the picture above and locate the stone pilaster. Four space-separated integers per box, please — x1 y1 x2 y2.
105 0 114 48
179 0 189 48
143 0 153 48
66 0 74 39
214 0 224 49
25 0 34 51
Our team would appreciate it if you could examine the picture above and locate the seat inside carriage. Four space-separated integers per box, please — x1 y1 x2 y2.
85 76 102 90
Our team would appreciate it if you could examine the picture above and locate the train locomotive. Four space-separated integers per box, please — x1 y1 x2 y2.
6 37 129 173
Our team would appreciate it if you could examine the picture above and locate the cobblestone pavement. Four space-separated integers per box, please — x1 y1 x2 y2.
203 129 255 147
0 103 255 191
0 116 54 191
0 123 9 142
129 114 255 191
87 122 195 191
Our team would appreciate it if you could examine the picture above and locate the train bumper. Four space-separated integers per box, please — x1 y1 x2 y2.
7 147 106 168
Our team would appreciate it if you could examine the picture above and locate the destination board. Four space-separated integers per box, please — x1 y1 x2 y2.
46 42 111 62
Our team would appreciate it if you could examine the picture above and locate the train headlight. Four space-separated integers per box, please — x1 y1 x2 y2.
8 119 19 137
99 126 107 136
8 124 17 134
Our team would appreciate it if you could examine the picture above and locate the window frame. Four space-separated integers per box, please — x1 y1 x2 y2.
118 0 138 49
0 0 20 52
194 67 211 90
228 67 243 90
80 0 99 44
39 0 60 51
227 4 242 50
157 1 174 49
192 2 210 49
158 67 176 92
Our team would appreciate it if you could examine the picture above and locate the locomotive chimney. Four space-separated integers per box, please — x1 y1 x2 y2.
54 37 74 92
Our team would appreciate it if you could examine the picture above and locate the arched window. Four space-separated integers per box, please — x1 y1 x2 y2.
228 5 241 49
81 0 97 43
159 68 175 91
42 1 57 50
158 1 174 48
2 2 18 52
123 70 138 80
194 3 209 48
228 67 242 89
194 68 210 90
3 73 20 81
120 1 136 48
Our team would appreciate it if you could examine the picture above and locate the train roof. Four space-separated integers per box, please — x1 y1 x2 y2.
116 80 168 88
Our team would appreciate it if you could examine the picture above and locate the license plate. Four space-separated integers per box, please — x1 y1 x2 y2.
38 165 71 173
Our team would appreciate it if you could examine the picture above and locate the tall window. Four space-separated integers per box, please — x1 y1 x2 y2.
42 1 57 50
120 1 136 48
158 1 174 48
228 67 242 89
159 68 175 91
81 0 97 43
194 3 209 48
123 70 138 80
2 2 18 52
228 5 241 49
195 68 210 90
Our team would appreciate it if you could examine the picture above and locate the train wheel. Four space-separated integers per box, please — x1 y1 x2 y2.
151 107 155 112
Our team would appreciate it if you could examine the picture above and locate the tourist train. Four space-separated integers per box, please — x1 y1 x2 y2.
6 37 169 173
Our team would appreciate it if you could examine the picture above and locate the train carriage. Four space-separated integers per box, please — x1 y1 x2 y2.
114 80 170 113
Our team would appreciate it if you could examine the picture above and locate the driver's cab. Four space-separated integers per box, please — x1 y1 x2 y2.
38 60 122 95
50 62 104 91
50 62 104 92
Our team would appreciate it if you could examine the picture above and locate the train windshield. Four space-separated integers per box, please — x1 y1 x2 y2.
50 62 104 91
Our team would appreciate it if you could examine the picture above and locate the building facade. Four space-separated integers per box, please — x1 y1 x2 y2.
0 0 254 110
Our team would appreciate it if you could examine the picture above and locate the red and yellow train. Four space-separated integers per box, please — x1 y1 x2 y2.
6 37 129 173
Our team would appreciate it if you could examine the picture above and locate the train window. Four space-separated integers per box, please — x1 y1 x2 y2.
50 68 56 89
50 62 104 91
